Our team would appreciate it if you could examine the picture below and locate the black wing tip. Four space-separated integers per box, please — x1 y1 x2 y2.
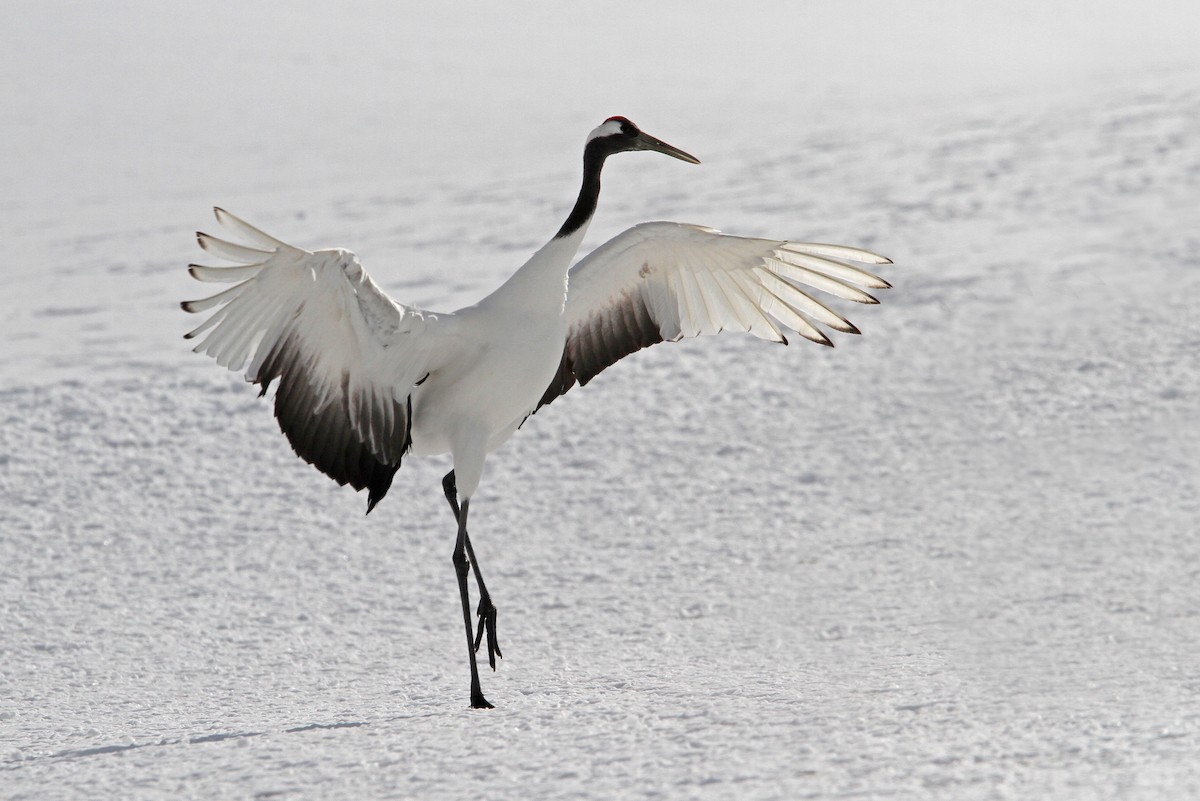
181 300 198 313
365 489 386 515
364 467 398 515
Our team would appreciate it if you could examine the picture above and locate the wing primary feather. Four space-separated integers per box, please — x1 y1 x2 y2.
182 283 245 314
776 247 892 289
784 242 893 266
196 232 272 264
188 263 266 283
184 305 229 340
765 257 879 304
753 268 860 334
205 292 284 370
192 284 276 352
746 271 836 346
213 207 291 250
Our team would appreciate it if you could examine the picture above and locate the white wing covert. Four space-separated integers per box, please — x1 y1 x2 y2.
183 208 438 511
537 221 891 409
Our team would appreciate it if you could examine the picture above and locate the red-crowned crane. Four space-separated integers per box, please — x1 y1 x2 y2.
182 116 892 708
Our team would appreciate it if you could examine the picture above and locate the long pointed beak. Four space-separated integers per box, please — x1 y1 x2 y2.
635 130 701 164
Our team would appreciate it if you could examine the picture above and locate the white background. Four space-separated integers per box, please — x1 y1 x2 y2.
2 2 1199 798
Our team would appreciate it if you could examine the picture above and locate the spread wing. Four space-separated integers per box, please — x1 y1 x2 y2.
182 208 441 512
537 221 892 410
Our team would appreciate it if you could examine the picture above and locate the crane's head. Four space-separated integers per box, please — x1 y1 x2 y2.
587 116 700 164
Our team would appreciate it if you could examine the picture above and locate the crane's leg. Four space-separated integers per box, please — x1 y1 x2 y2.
442 471 502 669
452 497 492 709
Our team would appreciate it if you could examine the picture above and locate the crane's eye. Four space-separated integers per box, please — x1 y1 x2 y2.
621 122 637 137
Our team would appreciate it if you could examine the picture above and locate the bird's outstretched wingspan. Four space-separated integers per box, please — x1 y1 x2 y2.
182 208 440 511
537 221 892 410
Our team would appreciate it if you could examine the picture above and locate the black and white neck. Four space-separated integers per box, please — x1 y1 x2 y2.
554 116 699 239
481 117 697 310
555 117 640 240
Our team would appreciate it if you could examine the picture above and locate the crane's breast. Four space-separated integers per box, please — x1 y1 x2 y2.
408 316 566 456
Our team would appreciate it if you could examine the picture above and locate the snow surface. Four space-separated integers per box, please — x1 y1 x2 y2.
3 2 1200 799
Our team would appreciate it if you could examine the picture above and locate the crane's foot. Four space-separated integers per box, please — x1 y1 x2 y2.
473 594 502 671
470 689 495 710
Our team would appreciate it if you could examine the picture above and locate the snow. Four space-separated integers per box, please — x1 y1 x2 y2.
3 1 1200 799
